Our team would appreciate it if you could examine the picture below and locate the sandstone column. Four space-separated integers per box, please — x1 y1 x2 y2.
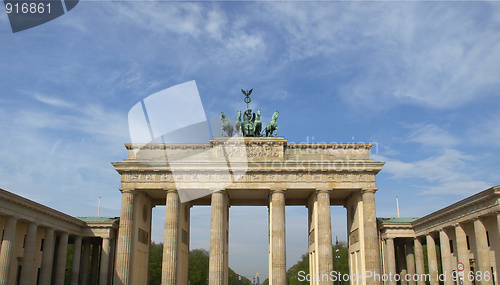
100 237 111 285
439 229 453 285
455 224 471 285
385 238 397 285
473 218 493 285
414 237 425 285
114 190 135 285
0 216 17 285
362 189 381 285
39 228 55 285
426 234 439 285
90 241 100 285
19 222 37 285
497 214 500 278
162 190 179 285
70 236 82 285
269 190 286 285
55 232 69 285
406 241 416 285
317 190 333 285
209 191 228 285
80 239 91 285
397 244 408 285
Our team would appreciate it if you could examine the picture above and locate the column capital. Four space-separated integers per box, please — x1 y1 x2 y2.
120 188 136 194
7 216 18 221
361 188 378 194
315 185 331 192
270 185 287 192
472 216 484 223
165 189 178 194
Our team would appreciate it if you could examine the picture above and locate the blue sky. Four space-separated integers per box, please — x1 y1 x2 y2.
1 0 500 280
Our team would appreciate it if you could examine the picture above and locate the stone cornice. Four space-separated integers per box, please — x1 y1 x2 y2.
0 188 85 235
411 186 500 235
112 161 385 173
287 143 373 150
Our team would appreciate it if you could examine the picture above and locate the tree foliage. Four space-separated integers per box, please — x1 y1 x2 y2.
149 242 163 285
286 241 349 284
149 241 350 285
189 249 210 285
149 244 252 285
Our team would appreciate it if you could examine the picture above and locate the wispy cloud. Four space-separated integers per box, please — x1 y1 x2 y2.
407 123 459 148
29 92 75 109
374 148 491 196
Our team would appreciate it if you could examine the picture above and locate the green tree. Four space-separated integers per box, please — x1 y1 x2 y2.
228 267 252 285
189 249 210 285
285 241 349 284
149 242 163 285
287 253 310 285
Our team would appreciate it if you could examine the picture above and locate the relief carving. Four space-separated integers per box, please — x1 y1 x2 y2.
216 145 281 158
341 173 349 181
130 174 139 181
160 173 172 181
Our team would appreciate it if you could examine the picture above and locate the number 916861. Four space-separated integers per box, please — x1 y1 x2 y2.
5 2 51 14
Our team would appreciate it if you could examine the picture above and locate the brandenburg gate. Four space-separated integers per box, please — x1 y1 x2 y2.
111 136 385 285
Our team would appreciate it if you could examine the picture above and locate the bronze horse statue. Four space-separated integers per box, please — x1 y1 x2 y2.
265 111 279 137
235 110 242 136
220 112 234 137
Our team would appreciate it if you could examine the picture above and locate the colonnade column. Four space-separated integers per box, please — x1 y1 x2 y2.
455 224 471 285
384 238 396 285
39 228 55 285
414 237 425 285
90 240 100 285
439 229 453 285
19 222 37 285
100 237 111 285
55 232 69 285
473 218 493 285
209 190 229 285
361 189 381 285
269 190 286 285
497 214 500 278
114 189 135 285
162 190 179 285
70 236 82 285
317 190 333 285
426 234 439 285
0 216 17 285
405 241 416 285
397 244 408 285
80 239 91 285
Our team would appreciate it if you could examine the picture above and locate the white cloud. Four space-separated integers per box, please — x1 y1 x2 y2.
407 123 459 147
29 92 75 109
0 93 128 216
260 2 500 110
374 148 491 196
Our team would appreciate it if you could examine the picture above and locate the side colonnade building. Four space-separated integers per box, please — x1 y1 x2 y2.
379 186 500 285
0 188 119 285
